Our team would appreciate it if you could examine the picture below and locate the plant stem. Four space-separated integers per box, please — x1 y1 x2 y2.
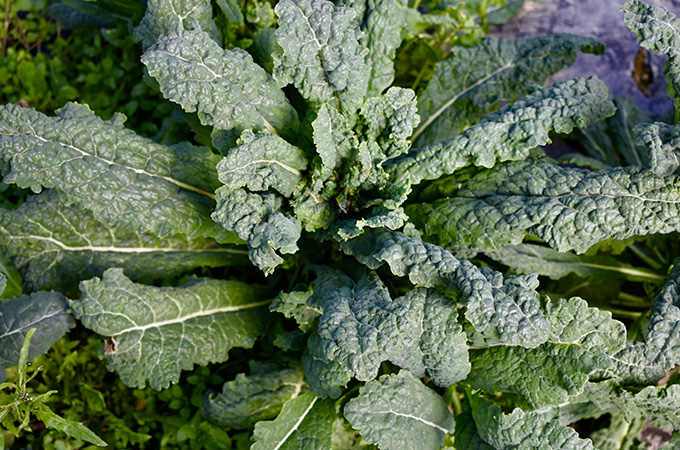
628 243 664 271
599 305 644 319
450 387 463 416
410 61 430 92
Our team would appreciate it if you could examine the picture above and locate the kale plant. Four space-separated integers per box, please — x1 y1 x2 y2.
2 0 680 448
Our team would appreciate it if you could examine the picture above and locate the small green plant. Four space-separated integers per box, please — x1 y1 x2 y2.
0 0 175 139
0 329 106 449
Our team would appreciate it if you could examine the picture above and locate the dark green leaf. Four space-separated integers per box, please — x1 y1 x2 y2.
309 265 469 385
468 297 626 408
203 360 305 430
251 392 335 450
409 159 680 254
344 371 454 450
469 395 594 449
0 191 247 294
72 269 271 389
340 230 550 348
0 103 233 242
0 291 74 383
413 35 605 146
134 0 219 50
273 0 369 112
302 333 351 399
142 28 299 136
389 77 616 188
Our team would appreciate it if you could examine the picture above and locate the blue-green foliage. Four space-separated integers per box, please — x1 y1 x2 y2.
1 0 680 448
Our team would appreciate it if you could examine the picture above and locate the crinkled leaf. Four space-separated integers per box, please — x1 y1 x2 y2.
622 0 680 105
621 0 680 54
302 333 352 399
342 140 386 193
361 0 408 96
344 371 454 450
635 121 680 177
333 0 366 22
412 287 469 387
339 229 460 288
0 191 247 295
203 359 305 430
142 28 299 135
212 188 301 275
213 188 284 242
487 244 666 281
468 297 627 408
469 395 595 450
308 266 393 381
211 132 307 273
309 103 357 190
134 0 219 50
72 268 271 389
409 159 680 254
340 230 550 348
308 87 418 200
321 207 408 242
389 77 616 188
0 291 74 383
33 403 107 447
309 266 469 385
0 103 233 242
251 391 335 450
606 340 668 386
249 213 302 275
644 260 680 371
300 89 416 227
292 105 354 231
611 261 680 385
270 289 320 331
413 34 605 146
460 269 549 348
358 87 420 160
217 131 307 198
558 381 680 429
273 0 369 113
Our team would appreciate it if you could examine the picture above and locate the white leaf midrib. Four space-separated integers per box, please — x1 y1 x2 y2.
222 159 303 178
272 396 318 450
0 308 66 339
12 234 247 255
412 61 515 142
105 299 272 334
18 134 216 199
371 408 451 434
